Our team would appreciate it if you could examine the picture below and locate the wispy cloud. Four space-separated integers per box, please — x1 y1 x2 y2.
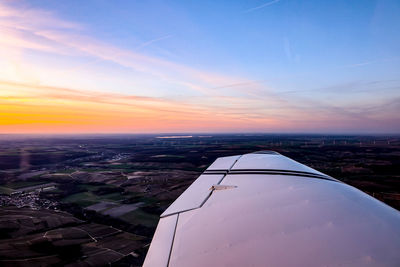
58 34 174 79
275 80 400 95
244 0 282 13
0 2 245 96
340 57 400 69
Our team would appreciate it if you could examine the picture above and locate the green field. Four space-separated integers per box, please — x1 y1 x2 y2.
61 188 133 207
119 208 159 227
77 184 114 192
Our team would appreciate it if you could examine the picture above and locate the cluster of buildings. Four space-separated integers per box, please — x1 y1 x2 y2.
0 185 58 210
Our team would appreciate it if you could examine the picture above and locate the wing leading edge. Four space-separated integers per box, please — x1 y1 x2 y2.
144 151 400 267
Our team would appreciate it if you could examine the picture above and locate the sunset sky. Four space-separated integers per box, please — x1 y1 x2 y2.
0 0 399 134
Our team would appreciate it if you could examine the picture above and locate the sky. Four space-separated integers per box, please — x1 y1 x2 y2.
0 0 399 134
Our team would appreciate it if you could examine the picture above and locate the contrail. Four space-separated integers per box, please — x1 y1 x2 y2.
135 34 173 50
244 0 282 13
211 80 268 89
343 61 373 68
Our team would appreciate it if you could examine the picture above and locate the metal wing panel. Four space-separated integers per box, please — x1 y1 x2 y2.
231 153 326 176
142 214 178 267
206 155 240 171
160 174 224 217
144 151 400 267
169 175 400 267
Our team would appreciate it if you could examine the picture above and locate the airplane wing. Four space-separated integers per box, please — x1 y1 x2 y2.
143 151 400 267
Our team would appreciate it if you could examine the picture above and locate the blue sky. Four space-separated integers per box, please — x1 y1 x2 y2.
0 0 399 133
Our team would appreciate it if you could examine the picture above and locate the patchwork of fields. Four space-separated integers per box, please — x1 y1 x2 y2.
0 134 399 265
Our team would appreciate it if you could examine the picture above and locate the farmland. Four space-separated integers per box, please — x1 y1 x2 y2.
0 134 399 266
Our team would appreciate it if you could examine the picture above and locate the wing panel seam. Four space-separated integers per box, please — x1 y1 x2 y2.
167 213 179 267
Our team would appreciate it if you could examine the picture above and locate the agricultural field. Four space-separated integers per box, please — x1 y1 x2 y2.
0 134 399 266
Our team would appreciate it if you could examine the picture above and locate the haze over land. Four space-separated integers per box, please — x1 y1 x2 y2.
0 0 399 134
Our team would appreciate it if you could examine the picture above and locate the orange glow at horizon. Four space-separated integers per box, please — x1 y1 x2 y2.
1 79 398 134
0 81 286 134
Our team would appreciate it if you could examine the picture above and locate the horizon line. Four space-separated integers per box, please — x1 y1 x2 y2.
0 132 399 136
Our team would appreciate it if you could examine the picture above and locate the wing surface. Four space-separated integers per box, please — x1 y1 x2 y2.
144 151 400 267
